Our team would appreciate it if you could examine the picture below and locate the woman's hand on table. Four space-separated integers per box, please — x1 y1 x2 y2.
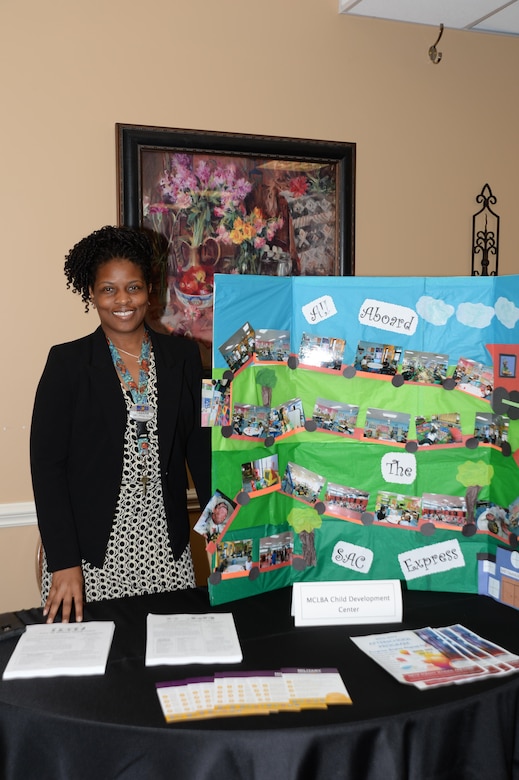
43 566 84 624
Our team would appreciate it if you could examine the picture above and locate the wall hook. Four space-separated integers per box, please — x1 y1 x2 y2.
428 23 444 64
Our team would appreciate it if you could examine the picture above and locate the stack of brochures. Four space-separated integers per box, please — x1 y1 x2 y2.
2 621 115 679
145 612 243 666
156 668 352 722
351 623 519 689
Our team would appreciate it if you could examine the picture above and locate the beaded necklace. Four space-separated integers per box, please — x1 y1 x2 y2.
108 331 152 495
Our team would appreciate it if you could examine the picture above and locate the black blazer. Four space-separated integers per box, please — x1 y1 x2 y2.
30 326 211 572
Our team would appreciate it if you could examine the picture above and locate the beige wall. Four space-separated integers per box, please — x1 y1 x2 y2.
1 0 518 611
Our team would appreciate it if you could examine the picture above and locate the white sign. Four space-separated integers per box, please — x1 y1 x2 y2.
398 539 465 581
292 580 402 627
358 298 418 336
302 295 337 325
381 452 417 485
332 541 373 574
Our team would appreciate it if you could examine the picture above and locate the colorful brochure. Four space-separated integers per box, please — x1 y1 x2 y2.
351 624 519 689
155 667 351 722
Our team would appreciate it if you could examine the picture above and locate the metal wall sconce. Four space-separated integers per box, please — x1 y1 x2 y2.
471 184 499 276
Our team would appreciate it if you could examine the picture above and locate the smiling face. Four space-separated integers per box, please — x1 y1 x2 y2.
90 258 151 343
213 503 229 524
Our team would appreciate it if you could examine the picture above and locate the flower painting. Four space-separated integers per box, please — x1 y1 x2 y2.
117 125 355 359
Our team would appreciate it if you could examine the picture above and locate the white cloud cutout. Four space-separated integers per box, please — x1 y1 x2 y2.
494 296 519 329
415 296 454 326
456 302 494 329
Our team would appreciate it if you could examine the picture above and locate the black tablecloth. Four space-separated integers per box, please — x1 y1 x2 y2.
1 586 518 780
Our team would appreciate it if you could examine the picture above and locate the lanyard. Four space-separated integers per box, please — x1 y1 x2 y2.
108 333 153 494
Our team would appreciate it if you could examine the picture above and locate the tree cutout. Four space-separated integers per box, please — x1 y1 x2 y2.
456 461 494 490
287 506 323 567
255 366 278 407
465 484 482 524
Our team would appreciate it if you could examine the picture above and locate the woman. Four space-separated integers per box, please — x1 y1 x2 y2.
30 225 211 623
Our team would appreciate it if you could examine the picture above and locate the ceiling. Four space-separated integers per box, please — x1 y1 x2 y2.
338 0 519 36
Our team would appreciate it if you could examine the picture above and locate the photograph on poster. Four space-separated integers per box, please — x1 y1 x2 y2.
474 501 511 539
323 482 369 520
193 490 237 543
241 454 280 494
473 413 509 445
374 492 421 527
415 413 462 446
259 531 294 570
354 340 402 375
363 408 410 443
233 398 307 439
421 494 467 530
400 350 449 384
213 539 254 576
508 498 519 534
312 398 359 435
453 357 494 398
255 329 291 362
232 403 270 438
298 333 346 371
272 398 305 436
281 462 326 504
201 378 231 427
218 322 255 371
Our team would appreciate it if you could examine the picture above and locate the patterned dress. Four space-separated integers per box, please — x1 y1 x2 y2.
41 347 195 604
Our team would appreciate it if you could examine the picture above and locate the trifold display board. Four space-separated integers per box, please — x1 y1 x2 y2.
207 274 519 607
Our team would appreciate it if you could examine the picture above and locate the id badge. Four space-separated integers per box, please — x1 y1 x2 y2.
129 403 154 422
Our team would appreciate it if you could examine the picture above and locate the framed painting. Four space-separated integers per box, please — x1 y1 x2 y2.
116 124 355 364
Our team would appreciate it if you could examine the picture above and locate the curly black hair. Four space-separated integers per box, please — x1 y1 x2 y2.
64 225 154 312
